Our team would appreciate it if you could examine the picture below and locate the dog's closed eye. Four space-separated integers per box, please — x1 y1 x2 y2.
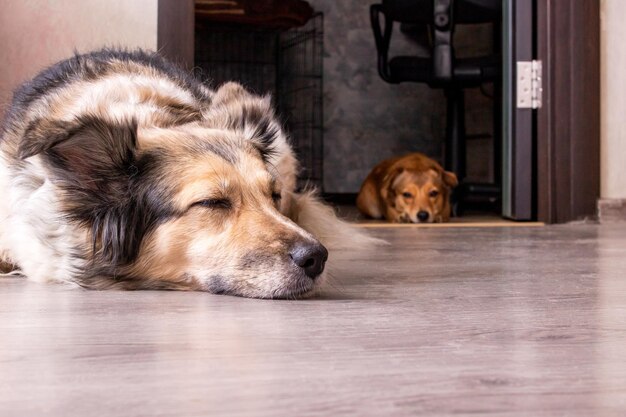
429 190 440 198
192 198 232 209
402 192 413 199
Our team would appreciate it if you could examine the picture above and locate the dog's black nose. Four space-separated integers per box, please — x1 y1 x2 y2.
417 211 430 222
289 242 328 279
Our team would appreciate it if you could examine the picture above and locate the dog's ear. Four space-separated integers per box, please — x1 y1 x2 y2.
207 83 283 162
381 167 404 201
212 81 253 105
19 116 138 189
442 170 458 189
18 116 155 267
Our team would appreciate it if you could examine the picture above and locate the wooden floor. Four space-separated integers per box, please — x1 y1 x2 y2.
1 224 626 416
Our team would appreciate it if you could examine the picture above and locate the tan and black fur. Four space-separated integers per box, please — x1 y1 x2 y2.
0 49 376 298
357 153 458 223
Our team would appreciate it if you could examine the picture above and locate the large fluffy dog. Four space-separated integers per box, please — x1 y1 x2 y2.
0 49 372 298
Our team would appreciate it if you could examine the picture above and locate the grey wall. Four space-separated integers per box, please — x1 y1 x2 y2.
311 0 444 192
310 0 494 193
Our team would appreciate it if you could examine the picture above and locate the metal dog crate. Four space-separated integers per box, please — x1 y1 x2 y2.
195 13 324 190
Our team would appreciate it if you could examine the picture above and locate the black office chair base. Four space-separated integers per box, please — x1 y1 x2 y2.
452 182 501 217
443 87 502 215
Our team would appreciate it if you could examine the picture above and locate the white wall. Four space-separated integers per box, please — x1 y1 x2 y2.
601 0 626 200
0 0 158 117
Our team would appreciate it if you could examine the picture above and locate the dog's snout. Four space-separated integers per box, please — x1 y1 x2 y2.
417 211 430 222
289 241 328 279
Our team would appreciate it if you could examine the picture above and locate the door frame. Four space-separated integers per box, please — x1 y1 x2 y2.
536 0 600 224
502 0 534 221
158 0 195 69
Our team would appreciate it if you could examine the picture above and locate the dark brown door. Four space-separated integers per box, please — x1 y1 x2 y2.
502 0 600 223
536 0 600 224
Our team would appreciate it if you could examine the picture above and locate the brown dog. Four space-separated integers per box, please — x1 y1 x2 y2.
357 153 458 223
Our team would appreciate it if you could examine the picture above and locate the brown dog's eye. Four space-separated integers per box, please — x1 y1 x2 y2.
402 192 413 199
429 190 439 198
193 198 231 209
271 192 282 202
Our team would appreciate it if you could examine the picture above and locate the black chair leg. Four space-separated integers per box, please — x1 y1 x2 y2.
444 88 466 216
493 90 502 186
444 88 466 182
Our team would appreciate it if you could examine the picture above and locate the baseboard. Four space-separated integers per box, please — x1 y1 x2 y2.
598 198 626 223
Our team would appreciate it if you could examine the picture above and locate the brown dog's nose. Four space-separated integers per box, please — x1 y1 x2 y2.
417 211 430 222
289 242 328 279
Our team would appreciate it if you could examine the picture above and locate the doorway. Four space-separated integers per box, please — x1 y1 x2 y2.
180 0 600 224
